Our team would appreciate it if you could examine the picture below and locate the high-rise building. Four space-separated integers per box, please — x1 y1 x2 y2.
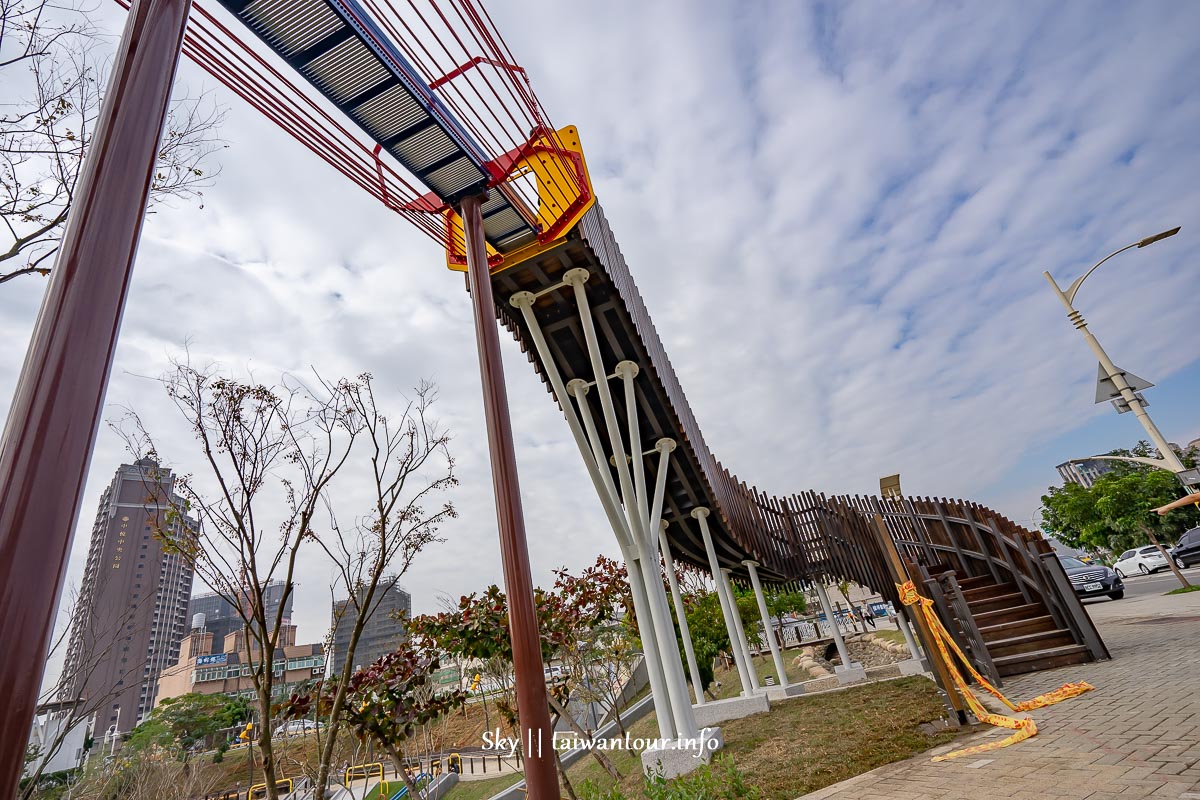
187 581 293 649
60 460 196 738
330 580 411 674
1056 458 1115 489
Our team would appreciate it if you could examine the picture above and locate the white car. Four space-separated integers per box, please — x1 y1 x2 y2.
273 719 321 738
1112 546 1169 578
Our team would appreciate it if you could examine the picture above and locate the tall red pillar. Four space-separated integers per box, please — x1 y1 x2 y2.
460 194 561 798
0 0 192 791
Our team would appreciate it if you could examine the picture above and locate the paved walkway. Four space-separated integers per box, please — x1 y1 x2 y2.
801 585 1200 800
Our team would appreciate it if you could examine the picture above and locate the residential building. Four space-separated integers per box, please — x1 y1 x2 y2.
330 579 411 674
154 621 325 706
1056 458 1116 488
60 459 196 739
187 580 293 649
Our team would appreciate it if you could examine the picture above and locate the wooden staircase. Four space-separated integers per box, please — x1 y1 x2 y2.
958 575 1090 677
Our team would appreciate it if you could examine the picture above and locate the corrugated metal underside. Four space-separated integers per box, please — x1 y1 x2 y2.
219 0 538 250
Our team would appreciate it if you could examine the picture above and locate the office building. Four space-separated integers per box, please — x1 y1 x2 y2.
187 580 293 649
330 579 411 674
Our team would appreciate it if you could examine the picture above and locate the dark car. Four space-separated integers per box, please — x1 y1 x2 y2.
1169 527 1200 570
1058 555 1124 600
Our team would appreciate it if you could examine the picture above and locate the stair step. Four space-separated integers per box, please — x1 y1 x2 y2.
986 629 1077 659
963 582 1018 601
957 575 995 590
995 644 1090 677
967 591 1027 614
980 615 1058 643
972 603 1046 628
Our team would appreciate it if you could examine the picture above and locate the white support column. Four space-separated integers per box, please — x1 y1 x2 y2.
616 361 650 535
722 569 760 693
566 269 648 550
694 509 754 695
813 581 864 681
661 522 705 705
618 363 698 739
566 378 675 741
744 561 788 689
624 553 677 740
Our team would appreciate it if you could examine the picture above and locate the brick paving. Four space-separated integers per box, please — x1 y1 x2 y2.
799 588 1200 800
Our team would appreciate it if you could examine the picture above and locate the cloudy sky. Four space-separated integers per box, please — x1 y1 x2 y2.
3 0 1198 663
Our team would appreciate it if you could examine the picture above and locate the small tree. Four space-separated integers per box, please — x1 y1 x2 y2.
124 693 247 761
765 588 807 646
308 380 456 799
286 646 466 798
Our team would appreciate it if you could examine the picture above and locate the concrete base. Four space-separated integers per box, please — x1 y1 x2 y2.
765 683 807 702
640 726 724 780
834 662 868 685
691 692 770 727
898 658 928 676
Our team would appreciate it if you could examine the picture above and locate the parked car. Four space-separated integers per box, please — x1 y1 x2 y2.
273 719 322 738
1058 555 1124 600
1169 527 1200 570
1112 546 1169 578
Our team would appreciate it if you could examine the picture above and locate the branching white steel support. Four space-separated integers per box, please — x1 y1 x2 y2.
569 380 675 741
722 569 761 693
512 285 675 740
566 269 648 550
744 561 788 688
510 290 633 550
694 508 755 695
661 521 705 705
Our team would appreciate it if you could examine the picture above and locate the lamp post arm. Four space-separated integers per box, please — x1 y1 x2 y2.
1071 455 1174 472
1062 242 1140 305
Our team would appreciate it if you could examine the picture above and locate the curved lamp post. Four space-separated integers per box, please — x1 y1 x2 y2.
1044 227 1194 494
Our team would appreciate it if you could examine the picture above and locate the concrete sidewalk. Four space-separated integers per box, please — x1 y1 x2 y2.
799 587 1200 800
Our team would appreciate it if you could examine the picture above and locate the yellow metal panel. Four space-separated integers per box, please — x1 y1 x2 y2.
444 124 595 274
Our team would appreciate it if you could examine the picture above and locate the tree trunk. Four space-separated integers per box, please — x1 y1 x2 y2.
554 743 578 800
546 693 619 780
1144 525 1191 589
385 745 424 799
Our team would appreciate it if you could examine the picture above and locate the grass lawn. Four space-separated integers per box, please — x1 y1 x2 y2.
563 675 960 800
1167 584 1200 595
711 653 814 700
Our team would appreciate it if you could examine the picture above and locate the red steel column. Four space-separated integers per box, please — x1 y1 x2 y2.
0 0 191 790
460 194 560 799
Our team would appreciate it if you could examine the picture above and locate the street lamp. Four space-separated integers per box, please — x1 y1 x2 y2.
1044 227 1194 494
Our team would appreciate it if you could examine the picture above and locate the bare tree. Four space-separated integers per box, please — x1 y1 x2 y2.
309 379 457 799
116 359 367 800
0 0 225 285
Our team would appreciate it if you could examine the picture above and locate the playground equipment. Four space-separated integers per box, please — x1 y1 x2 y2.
248 778 293 799
0 0 1108 793
344 762 383 785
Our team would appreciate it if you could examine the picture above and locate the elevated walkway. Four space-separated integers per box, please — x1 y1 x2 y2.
488 203 1107 675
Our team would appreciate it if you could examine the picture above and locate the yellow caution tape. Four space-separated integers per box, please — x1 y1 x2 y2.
896 580 1094 761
